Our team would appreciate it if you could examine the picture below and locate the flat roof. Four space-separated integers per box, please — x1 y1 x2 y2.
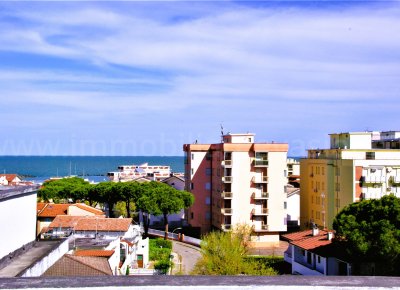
0 276 400 289
0 186 39 202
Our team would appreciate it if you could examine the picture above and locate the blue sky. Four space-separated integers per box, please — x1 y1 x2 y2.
0 1 399 156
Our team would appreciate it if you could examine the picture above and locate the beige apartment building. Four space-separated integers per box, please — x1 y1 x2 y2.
183 133 289 244
300 131 400 230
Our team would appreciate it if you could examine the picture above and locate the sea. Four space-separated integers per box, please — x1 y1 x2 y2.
0 156 184 184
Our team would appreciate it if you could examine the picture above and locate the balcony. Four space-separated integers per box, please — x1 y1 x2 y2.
253 224 269 232
222 176 233 183
254 159 269 167
221 160 232 168
221 224 231 231
252 176 268 183
363 176 385 183
251 208 269 215
252 192 269 199
221 192 233 199
221 208 232 215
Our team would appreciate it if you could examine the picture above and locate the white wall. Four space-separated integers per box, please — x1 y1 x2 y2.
0 191 37 259
20 239 69 277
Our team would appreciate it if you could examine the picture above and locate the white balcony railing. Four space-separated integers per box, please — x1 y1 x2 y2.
221 192 233 199
221 160 232 167
222 176 233 183
221 208 233 215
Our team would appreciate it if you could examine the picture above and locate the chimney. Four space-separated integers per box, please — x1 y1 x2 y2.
327 232 333 241
312 226 319 236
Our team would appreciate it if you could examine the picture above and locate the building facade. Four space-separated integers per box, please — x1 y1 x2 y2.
300 132 400 229
183 133 288 244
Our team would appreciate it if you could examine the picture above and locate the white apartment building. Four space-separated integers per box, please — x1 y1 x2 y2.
184 133 289 244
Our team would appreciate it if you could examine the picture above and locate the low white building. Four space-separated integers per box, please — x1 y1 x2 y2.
108 163 171 182
47 216 149 275
0 186 38 265
283 228 351 276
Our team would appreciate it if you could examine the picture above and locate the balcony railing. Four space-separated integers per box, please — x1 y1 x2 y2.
254 159 269 167
221 208 233 215
252 176 268 183
221 192 233 199
251 208 269 215
252 192 269 199
222 176 233 183
221 224 231 231
253 223 269 232
221 160 232 167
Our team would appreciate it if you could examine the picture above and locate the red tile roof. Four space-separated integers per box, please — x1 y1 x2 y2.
37 203 70 217
75 218 132 232
37 203 104 217
74 250 115 258
0 174 18 182
43 254 112 276
282 229 334 251
49 215 97 229
73 203 104 215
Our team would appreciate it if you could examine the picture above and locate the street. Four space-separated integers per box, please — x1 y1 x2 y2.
171 241 201 275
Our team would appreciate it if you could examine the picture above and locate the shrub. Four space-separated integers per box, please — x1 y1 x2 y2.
154 260 172 275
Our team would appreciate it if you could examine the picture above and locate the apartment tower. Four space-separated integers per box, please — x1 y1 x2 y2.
183 133 288 244
300 131 400 230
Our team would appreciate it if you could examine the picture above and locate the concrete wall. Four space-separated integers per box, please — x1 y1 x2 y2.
0 190 37 259
20 239 69 277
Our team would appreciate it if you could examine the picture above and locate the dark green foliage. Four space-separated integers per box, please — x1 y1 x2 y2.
333 195 400 275
38 177 91 203
149 238 173 261
153 238 172 249
154 260 172 274
244 256 289 275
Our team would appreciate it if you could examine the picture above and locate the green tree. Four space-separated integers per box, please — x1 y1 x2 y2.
136 182 194 239
333 195 400 275
38 177 92 203
192 225 277 275
91 181 120 218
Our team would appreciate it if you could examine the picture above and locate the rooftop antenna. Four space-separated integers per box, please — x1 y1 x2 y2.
220 124 224 143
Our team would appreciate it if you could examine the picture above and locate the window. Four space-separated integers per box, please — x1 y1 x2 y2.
336 167 340 176
206 168 212 176
284 170 287 177
316 211 320 219
206 152 212 160
191 168 194 175
322 167 325 175
311 210 314 218
317 256 321 263
366 152 375 160
205 182 211 190
190 183 194 190
205 196 211 205
307 252 312 264
284 201 287 209
205 211 211 220
191 212 194 219
311 195 314 204
191 153 194 160
335 182 340 191
322 182 325 190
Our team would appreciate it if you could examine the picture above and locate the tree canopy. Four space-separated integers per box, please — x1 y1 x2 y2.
38 177 91 203
38 177 194 238
192 224 277 275
333 195 400 275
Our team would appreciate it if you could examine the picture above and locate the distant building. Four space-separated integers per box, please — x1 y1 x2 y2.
0 174 23 186
183 133 288 244
0 186 38 268
149 175 186 229
107 163 171 182
286 185 300 231
301 131 400 229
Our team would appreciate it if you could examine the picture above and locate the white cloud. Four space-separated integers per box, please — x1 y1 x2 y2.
1 2 400 154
